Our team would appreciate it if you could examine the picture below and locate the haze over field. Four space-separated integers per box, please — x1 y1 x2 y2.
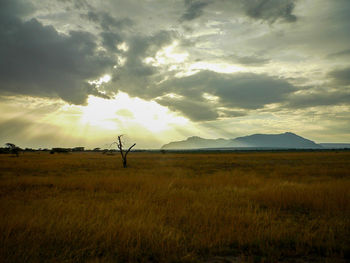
1 0 350 148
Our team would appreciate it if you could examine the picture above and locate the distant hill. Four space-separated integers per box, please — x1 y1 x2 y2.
319 143 350 149
231 132 321 148
161 136 231 150
161 132 322 150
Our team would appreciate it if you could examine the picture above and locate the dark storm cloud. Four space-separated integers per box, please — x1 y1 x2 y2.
239 1 350 57
100 31 123 52
181 0 211 21
162 71 295 108
155 71 295 121
80 10 133 53
0 0 34 18
108 30 176 97
218 109 247 118
283 66 350 109
57 0 92 10
1 0 347 123
328 67 350 86
179 0 297 23
156 96 219 121
0 0 114 104
123 30 175 79
243 0 297 23
82 11 133 31
287 89 350 109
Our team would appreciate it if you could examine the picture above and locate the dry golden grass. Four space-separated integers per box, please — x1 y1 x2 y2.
0 151 349 262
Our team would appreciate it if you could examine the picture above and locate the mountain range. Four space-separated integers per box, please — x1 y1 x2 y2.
161 132 349 150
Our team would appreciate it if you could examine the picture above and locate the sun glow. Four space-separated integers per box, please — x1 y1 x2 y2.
80 97 118 130
144 41 189 67
88 74 111 87
0 95 198 149
80 92 188 133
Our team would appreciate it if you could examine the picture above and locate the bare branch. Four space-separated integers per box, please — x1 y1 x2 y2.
113 135 136 168
125 143 136 159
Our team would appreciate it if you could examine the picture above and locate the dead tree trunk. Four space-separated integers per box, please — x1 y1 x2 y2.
116 135 136 168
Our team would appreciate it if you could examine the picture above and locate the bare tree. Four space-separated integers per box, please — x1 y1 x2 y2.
112 135 136 168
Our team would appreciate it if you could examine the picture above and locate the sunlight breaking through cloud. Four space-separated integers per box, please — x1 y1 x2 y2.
80 93 188 133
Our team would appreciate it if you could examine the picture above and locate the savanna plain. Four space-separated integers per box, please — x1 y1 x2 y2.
0 151 349 262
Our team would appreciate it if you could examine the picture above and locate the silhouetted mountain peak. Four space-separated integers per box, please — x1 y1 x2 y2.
186 136 204 141
162 132 322 150
233 132 320 148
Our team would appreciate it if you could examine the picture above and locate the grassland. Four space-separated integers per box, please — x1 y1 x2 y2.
0 151 349 262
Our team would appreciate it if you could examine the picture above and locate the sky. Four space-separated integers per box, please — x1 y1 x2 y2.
1 0 350 149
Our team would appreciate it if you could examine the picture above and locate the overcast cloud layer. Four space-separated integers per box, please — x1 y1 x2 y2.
0 0 350 147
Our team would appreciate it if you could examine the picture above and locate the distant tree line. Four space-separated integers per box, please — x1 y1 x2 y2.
0 144 138 155
0 143 22 157
2 137 138 168
1 140 141 162
0 144 90 155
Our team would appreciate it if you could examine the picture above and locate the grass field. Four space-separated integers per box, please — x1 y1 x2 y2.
0 151 349 262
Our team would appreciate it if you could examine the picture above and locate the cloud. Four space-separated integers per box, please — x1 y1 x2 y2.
328 67 350 86
286 88 350 109
100 31 123 52
81 11 133 31
156 96 219 121
237 0 350 58
218 109 247 118
163 71 294 107
0 0 115 105
181 0 211 21
179 0 297 23
229 54 270 66
0 0 34 18
0 0 179 105
242 0 297 23
282 66 350 109
124 30 175 76
57 0 92 10
327 49 350 58
106 30 177 98
155 71 295 121
80 10 133 53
